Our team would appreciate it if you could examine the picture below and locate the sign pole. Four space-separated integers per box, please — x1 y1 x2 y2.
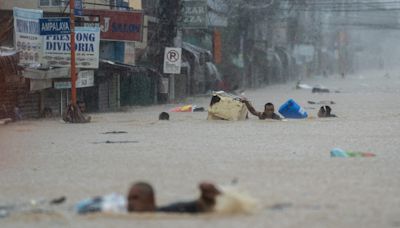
169 74 175 103
70 0 77 105
163 48 182 103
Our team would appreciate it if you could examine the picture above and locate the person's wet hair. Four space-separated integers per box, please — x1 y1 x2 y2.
159 112 170 120
325 106 331 115
318 106 336 118
264 103 274 109
264 102 274 108
325 106 336 117
127 182 156 212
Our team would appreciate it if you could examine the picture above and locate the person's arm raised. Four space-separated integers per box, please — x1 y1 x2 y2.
241 99 262 117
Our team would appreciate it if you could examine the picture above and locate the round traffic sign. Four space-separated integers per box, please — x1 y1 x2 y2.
166 50 180 62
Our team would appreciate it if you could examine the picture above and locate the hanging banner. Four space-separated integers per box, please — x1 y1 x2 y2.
163 47 182 74
42 27 100 68
83 9 143 42
13 7 43 66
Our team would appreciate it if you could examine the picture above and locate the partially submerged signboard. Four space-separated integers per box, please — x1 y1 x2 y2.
180 0 207 28
42 27 100 68
13 7 43 66
83 9 143 42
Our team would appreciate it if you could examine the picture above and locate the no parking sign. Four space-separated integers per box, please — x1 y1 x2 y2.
163 47 182 74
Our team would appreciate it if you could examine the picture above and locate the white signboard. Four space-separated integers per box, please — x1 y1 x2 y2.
163 47 182 74
42 27 100 68
124 42 135 65
13 7 43 66
77 70 95 87
54 70 94 89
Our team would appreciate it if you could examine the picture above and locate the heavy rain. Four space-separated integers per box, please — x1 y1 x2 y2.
1 0 400 227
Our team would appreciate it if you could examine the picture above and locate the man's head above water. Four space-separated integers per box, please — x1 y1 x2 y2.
263 103 275 117
127 182 156 212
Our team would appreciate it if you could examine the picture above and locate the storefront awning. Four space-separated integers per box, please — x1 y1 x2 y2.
98 59 162 77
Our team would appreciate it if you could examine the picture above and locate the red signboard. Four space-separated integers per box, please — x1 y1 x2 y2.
83 9 143 42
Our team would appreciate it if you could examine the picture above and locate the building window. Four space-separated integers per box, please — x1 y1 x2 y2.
40 0 50 6
39 0 64 7
52 0 62 6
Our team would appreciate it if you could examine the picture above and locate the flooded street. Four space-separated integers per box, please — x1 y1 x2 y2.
1 70 400 228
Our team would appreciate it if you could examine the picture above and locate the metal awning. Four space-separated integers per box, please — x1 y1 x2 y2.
182 42 221 81
98 59 162 77
182 42 212 64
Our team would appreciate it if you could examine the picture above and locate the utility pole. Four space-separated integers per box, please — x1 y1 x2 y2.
157 0 179 103
70 0 77 105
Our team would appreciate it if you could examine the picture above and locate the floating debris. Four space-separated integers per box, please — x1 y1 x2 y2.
92 140 139 144
101 131 128 134
307 100 336 105
50 196 66 205
269 203 293 211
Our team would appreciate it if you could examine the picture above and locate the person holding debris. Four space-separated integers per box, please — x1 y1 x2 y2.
240 98 282 120
318 106 337 118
